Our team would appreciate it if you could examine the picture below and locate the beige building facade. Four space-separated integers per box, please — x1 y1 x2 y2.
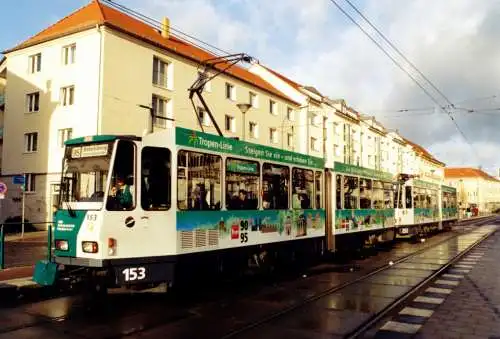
445 167 500 214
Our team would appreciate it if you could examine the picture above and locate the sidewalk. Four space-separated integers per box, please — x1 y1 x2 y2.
5 230 47 242
414 228 500 338
374 225 500 338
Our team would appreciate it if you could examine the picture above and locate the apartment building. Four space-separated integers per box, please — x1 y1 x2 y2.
0 0 450 225
445 167 500 213
0 0 300 224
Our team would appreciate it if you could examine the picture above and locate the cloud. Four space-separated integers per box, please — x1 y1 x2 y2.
118 0 500 173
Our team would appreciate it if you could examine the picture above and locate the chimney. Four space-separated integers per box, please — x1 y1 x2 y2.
161 17 170 39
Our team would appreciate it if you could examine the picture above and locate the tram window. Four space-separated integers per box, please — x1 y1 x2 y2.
106 140 136 211
336 175 342 209
343 175 359 209
292 168 313 209
359 178 372 209
384 182 394 208
315 171 323 209
372 180 384 209
442 192 449 208
226 158 259 210
405 186 412 208
177 150 221 210
262 163 289 210
430 189 438 210
413 188 420 208
141 147 171 210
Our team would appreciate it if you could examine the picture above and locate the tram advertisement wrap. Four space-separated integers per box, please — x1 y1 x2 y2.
335 209 395 233
176 209 326 251
414 208 440 223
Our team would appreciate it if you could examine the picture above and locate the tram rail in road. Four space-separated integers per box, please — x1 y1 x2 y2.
219 217 498 339
0 216 496 339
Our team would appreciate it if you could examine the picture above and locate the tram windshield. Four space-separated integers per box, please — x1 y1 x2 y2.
59 142 113 209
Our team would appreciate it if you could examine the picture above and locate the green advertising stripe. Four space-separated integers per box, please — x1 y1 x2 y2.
176 127 325 169
333 162 393 181
441 185 457 193
414 179 439 189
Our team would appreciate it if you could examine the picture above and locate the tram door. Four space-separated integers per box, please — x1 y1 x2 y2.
139 146 174 256
397 185 414 228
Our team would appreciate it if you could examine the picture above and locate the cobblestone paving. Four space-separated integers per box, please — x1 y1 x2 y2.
415 231 500 338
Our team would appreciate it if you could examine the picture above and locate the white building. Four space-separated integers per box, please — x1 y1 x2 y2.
444 167 500 214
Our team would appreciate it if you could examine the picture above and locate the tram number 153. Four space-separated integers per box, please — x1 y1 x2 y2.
122 267 146 282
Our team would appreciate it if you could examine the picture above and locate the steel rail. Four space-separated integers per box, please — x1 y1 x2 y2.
346 219 498 338
217 216 497 339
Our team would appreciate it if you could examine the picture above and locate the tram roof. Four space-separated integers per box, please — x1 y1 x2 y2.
64 134 141 145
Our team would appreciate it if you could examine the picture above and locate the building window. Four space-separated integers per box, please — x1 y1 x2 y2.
152 95 171 128
197 106 210 127
24 132 38 152
29 53 41 73
61 86 74 106
287 133 293 147
249 122 258 138
286 107 293 121
152 56 169 88
26 92 39 112
225 115 235 132
25 174 36 192
62 44 76 65
269 128 277 144
225 83 235 100
311 137 318 151
249 92 257 107
269 99 277 115
58 128 72 147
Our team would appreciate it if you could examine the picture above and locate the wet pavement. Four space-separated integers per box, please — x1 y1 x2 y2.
0 217 497 339
369 225 500 338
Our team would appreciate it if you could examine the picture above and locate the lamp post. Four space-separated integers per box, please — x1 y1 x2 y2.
236 103 251 141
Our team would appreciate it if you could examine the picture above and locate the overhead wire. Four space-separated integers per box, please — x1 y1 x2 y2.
329 0 475 158
102 0 231 57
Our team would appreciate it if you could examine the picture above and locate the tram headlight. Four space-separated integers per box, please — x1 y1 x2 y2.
82 241 99 253
55 240 69 251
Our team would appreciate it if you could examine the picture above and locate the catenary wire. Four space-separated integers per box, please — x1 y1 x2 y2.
328 0 475 156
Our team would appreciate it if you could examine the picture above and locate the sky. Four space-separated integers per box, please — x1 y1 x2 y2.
2 0 500 175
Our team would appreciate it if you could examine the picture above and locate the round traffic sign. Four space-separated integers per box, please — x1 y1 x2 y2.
0 181 7 195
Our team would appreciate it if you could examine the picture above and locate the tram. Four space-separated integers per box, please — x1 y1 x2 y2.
44 127 327 289
35 126 458 291
393 177 458 238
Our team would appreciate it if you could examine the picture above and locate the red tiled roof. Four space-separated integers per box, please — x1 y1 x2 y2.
445 167 500 182
403 137 445 166
4 0 299 106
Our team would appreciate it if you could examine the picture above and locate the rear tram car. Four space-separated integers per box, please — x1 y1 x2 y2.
393 177 458 238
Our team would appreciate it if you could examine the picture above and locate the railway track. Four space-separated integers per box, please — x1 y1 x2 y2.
218 217 498 339
0 216 496 339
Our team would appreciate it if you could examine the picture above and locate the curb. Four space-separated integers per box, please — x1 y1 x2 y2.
0 277 57 305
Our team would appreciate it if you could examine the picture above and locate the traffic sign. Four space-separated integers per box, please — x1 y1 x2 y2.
0 181 7 195
12 175 25 185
